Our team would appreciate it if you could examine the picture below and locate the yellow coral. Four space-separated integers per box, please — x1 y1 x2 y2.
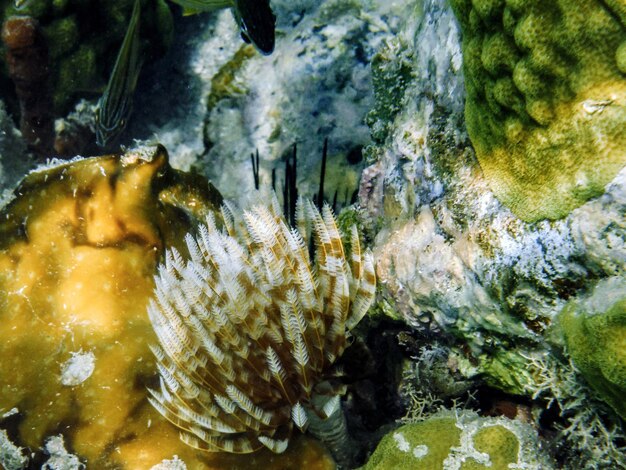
451 0 626 221
0 146 335 469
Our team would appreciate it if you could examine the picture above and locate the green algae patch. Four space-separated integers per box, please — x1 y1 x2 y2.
479 349 538 396
366 39 415 143
461 425 519 470
362 411 552 470
556 277 626 419
206 45 256 112
451 0 626 221
363 418 461 470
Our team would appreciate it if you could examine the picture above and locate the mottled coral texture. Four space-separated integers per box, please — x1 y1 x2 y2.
362 411 552 470
0 147 335 469
451 0 626 221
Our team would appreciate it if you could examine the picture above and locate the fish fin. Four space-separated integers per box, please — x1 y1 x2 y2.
95 0 143 147
201 0 233 8
174 0 232 15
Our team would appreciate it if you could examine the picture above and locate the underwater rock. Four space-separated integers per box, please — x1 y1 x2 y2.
555 277 626 420
41 435 84 470
357 0 626 465
0 99 29 196
362 410 553 470
0 429 28 470
450 0 626 221
0 145 334 468
360 0 626 397
131 0 414 202
53 99 100 158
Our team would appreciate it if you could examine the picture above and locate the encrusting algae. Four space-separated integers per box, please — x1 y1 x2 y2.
0 145 335 469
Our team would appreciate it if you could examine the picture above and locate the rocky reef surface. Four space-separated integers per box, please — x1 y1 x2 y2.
130 0 416 200
0 0 625 468
0 100 29 197
360 0 625 467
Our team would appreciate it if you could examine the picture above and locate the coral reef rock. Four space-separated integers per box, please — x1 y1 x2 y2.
133 0 416 201
450 0 626 221
0 99 29 196
360 0 626 400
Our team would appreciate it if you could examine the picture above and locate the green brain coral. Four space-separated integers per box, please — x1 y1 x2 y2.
451 0 626 221
362 411 552 470
556 277 626 420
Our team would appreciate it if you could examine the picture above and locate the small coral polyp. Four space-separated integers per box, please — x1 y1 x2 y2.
147 196 376 455
451 0 626 221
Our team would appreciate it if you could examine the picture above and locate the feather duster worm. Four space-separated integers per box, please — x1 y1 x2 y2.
147 195 376 459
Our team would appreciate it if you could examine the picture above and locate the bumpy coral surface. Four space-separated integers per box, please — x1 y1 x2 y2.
362 411 553 470
451 0 626 221
556 277 626 420
0 146 335 469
